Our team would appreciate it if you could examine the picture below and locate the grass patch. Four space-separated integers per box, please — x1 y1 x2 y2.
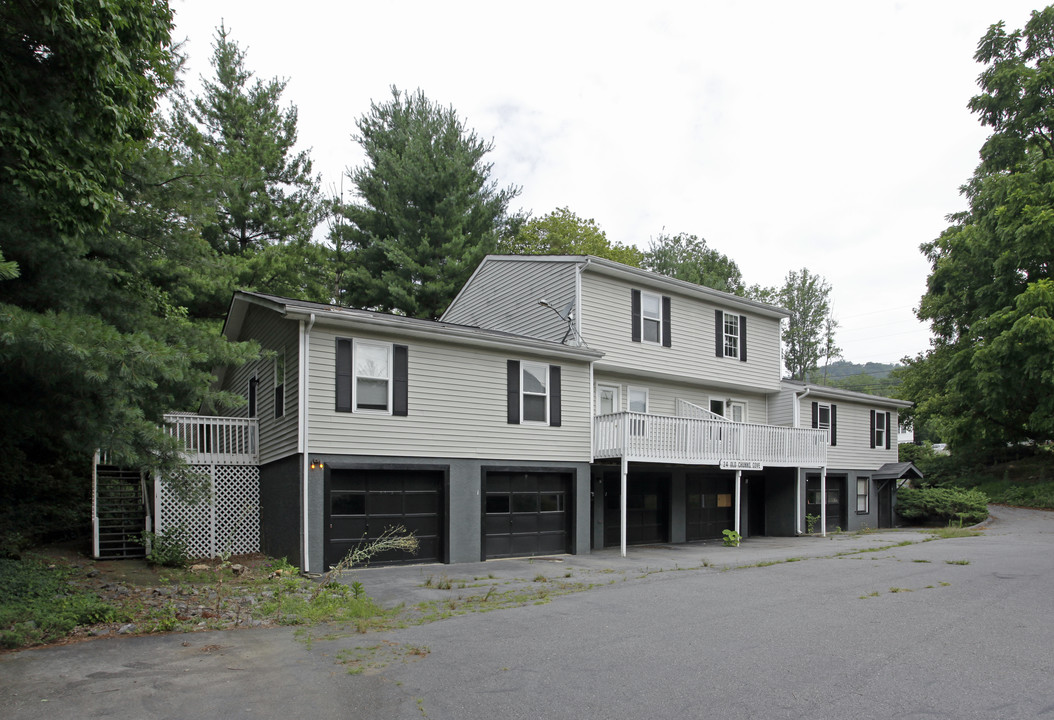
928 525 982 539
945 559 971 565
912 559 932 563
0 557 126 648
888 587 912 594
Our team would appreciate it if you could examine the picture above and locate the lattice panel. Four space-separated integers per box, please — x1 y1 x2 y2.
157 464 260 559
213 464 260 557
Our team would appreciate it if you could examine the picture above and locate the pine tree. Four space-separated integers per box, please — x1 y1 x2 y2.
334 87 519 319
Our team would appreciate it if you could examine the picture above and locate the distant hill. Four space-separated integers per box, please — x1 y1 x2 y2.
804 360 902 396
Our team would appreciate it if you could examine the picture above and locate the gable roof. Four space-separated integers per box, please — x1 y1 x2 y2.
443 254 791 322
224 291 605 361
781 379 912 409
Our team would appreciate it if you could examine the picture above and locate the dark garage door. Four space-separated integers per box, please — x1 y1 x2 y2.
685 472 734 541
326 468 444 568
603 472 671 547
484 471 571 559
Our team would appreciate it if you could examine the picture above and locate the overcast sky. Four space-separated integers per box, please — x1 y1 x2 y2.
170 0 1042 365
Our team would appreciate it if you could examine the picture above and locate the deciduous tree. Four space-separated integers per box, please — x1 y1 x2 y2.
779 268 840 381
499 207 643 266
901 6 1054 458
641 233 743 294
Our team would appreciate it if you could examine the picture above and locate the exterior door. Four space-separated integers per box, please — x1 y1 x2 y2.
806 475 846 533
326 468 444 568
877 480 893 528
597 385 620 415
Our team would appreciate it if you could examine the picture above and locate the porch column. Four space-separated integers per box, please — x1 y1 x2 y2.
734 470 742 537
820 466 827 538
795 470 802 535
620 455 628 558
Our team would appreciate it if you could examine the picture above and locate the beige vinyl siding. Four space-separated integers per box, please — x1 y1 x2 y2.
306 323 591 462
594 372 770 424
768 389 797 427
796 396 900 470
581 272 782 392
221 306 300 465
442 258 578 341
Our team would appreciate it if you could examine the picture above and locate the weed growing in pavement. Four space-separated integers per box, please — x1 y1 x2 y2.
912 559 932 563
888 587 912 593
945 559 971 565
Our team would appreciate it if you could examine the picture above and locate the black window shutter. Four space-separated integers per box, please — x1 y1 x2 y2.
811 401 818 428
739 315 748 362
831 404 838 446
248 376 258 418
549 365 561 427
631 290 641 342
507 360 520 424
393 345 409 417
870 410 876 448
714 310 723 357
662 296 672 348
885 411 891 449
336 339 352 412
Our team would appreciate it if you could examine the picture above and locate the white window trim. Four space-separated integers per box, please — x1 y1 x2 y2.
722 312 740 359
596 383 621 416
521 360 549 424
817 403 831 430
640 291 663 345
352 338 393 415
856 477 870 514
874 410 887 447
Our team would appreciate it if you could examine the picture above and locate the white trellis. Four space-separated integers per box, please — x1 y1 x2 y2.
155 463 261 559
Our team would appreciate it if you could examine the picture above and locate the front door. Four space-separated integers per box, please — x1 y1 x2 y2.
806 475 846 533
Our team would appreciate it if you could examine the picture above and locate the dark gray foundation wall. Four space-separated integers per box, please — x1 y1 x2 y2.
795 467 885 534
303 454 592 573
258 454 303 565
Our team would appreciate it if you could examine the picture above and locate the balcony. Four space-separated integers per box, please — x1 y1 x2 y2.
163 413 258 465
593 411 828 468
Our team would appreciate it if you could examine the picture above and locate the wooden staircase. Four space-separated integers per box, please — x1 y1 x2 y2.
92 463 148 559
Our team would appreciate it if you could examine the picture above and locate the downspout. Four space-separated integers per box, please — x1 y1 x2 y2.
794 385 812 535
300 313 316 572
734 470 742 538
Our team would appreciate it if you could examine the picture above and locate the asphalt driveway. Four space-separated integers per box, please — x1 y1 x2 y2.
3 506 1052 719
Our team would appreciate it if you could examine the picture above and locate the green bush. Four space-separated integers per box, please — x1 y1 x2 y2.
140 527 191 568
896 486 989 525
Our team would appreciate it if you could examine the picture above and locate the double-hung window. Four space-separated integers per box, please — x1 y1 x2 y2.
724 314 740 358
354 340 391 412
521 361 549 424
811 402 838 445
631 290 672 347
336 339 408 416
856 477 870 513
715 310 747 361
641 292 662 344
871 410 890 449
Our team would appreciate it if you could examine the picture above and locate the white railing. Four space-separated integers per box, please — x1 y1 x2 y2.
594 412 828 467
163 414 258 465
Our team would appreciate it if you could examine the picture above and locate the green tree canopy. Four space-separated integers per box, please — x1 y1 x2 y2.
160 24 327 319
332 87 519 319
498 207 644 266
0 1 258 546
901 6 1054 458
641 233 743 294
749 268 840 381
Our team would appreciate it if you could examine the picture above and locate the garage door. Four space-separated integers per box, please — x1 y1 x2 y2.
326 469 444 568
685 472 734 541
603 472 671 547
484 471 571 559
